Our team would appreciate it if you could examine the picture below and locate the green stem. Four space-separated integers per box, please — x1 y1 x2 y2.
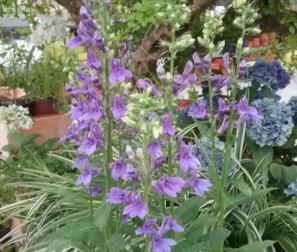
167 28 176 216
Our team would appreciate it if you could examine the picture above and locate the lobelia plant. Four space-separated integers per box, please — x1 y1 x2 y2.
60 2 267 252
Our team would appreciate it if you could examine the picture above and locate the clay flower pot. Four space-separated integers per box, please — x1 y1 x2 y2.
31 99 56 116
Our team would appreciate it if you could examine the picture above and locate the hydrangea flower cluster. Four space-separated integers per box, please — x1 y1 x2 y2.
284 179 297 197
246 98 294 147
288 96 297 125
0 104 33 131
246 59 290 91
193 137 237 176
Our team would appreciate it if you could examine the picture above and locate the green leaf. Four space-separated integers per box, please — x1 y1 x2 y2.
175 197 206 223
270 163 297 185
94 203 112 231
225 188 274 207
225 240 275 252
232 177 252 195
193 228 231 250
107 234 125 252
249 140 273 171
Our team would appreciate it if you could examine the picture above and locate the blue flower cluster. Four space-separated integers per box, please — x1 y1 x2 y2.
247 98 294 147
192 137 237 176
284 179 297 197
288 96 297 125
246 59 290 91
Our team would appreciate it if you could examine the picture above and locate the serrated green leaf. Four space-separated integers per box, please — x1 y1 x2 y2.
225 240 275 252
94 204 112 231
107 233 125 252
175 197 206 223
270 163 297 185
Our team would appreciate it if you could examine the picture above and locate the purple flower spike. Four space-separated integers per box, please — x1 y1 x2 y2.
107 187 126 204
236 97 263 126
188 99 208 119
185 177 212 196
192 52 203 71
123 195 148 219
218 116 229 135
223 53 231 72
152 156 166 169
162 114 176 136
176 143 201 174
151 233 176 252
203 54 211 72
86 48 102 71
67 36 83 48
109 58 132 85
159 217 184 235
135 218 157 235
153 175 185 198
112 95 126 119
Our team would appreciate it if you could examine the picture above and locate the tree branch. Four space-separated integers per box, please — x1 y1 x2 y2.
55 0 83 24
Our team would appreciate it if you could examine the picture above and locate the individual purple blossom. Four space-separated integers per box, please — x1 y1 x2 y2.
71 99 103 122
212 75 230 91
112 95 126 119
162 114 176 136
86 48 102 71
238 59 247 78
153 175 185 198
123 195 148 219
152 156 166 169
87 186 102 197
72 154 89 169
203 54 211 72
136 79 161 97
109 58 132 85
185 176 212 196
218 116 229 135
106 187 127 204
110 158 127 181
78 123 104 156
236 97 263 126
176 143 201 174
76 167 100 186
173 60 197 93
151 233 176 252
216 98 230 117
223 53 231 72
147 140 164 158
135 218 157 235
125 164 140 182
188 99 208 119
159 217 184 235
192 52 203 71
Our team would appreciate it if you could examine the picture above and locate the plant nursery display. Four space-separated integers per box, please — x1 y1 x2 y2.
0 1 297 252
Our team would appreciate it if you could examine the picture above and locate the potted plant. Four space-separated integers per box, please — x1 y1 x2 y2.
27 55 68 116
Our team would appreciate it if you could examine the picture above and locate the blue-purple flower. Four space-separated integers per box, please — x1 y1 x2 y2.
176 143 201 174
162 114 176 136
185 176 212 196
136 79 161 97
110 158 138 181
109 58 132 85
192 52 203 71
123 194 148 219
236 97 263 126
86 48 102 71
153 175 185 198
188 99 208 119
173 60 197 93
218 116 229 135
112 95 126 119
76 167 100 186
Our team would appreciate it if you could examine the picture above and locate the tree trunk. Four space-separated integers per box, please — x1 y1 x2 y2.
55 0 83 24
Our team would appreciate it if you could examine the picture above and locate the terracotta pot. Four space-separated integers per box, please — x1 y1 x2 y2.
253 37 261 47
260 33 270 46
31 99 56 116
